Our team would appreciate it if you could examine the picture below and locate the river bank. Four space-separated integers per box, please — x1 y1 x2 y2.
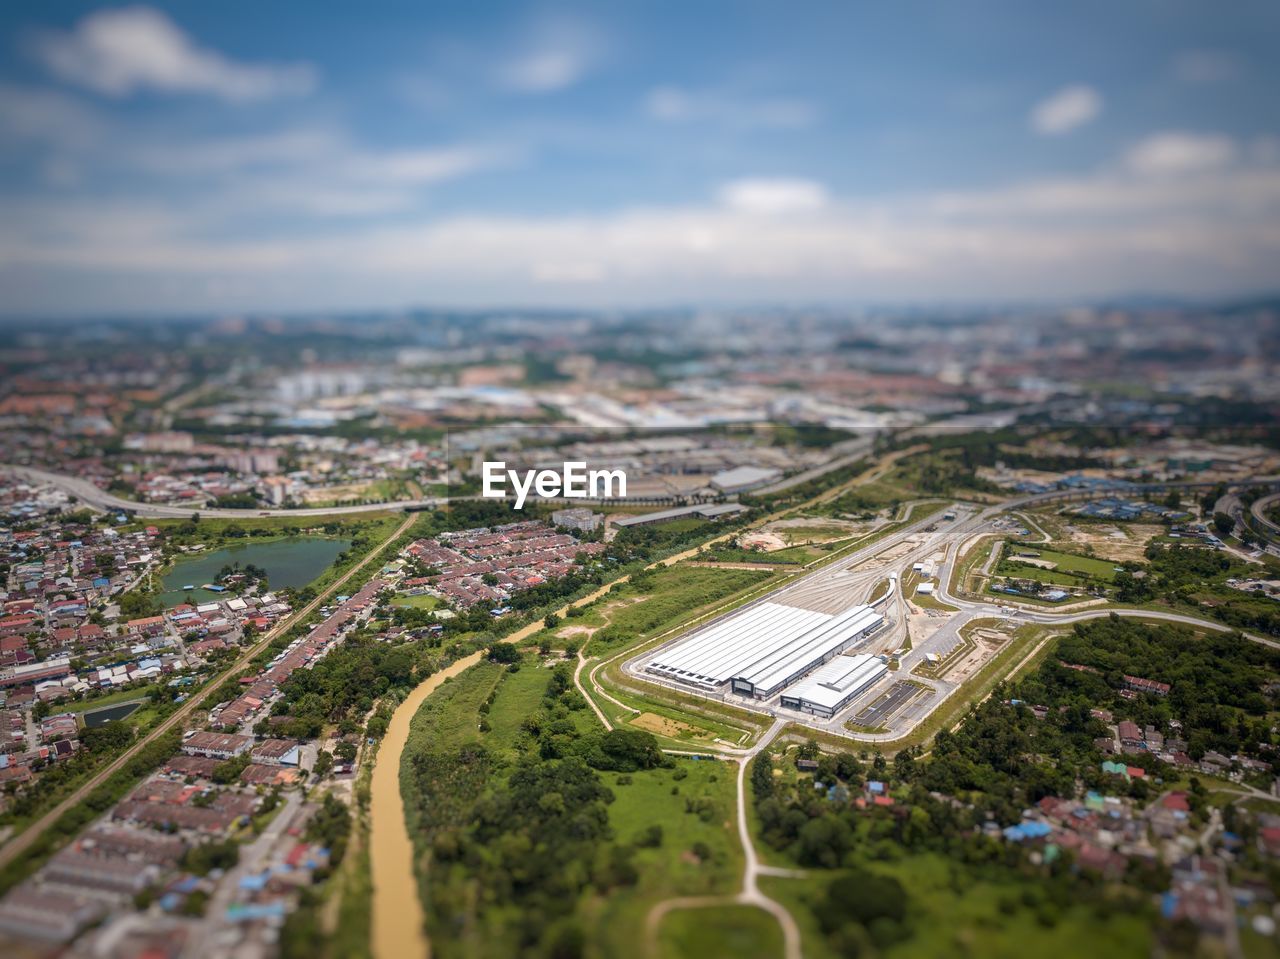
369 650 484 959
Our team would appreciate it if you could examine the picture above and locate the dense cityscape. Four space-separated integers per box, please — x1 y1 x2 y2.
0 302 1276 959
3 2 1280 959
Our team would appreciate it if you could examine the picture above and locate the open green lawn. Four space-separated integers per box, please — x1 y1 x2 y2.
760 850 1152 959
999 564 1088 587
1007 547 1119 583
587 757 745 956
588 565 773 649
484 658 557 750
391 593 439 610
402 660 503 755
62 686 151 713
657 905 784 959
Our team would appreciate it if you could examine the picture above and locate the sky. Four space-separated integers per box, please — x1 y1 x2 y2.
1 1 1279 316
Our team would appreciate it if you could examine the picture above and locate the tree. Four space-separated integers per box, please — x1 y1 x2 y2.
544 613 561 630
1213 512 1235 537
313 750 334 779
587 728 667 772
488 642 520 664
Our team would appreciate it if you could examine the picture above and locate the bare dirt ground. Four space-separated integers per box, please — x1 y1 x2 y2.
555 595 649 640
943 625 1013 683
1060 521 1162 562
738 530 788 551
905 610 949 648
737 515 878 552
630 711 714 741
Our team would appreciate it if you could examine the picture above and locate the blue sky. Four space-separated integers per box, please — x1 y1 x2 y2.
1 1 1278 315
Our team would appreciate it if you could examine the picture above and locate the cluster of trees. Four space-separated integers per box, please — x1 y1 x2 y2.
272 634 429 739
215 561 269 591
118 585 162 619
1115 544 1280 635
304 793 352 868
748 616 1277 952
403 661 667 955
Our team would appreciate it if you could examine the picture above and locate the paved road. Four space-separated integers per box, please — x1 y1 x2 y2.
1250 491 1280 543
0 512 416 871
187 790 304 959
4 464 442 518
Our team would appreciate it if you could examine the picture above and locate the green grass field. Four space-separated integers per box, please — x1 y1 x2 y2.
62 686 151 714
401 659 503 755
759 849 1152 959
391 593 439 610
1003 547 1118 584
588 756 745 956
483 659 558 749
657 905 784 959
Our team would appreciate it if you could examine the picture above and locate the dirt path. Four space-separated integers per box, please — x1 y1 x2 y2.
369 650 484 959
643 719 802 959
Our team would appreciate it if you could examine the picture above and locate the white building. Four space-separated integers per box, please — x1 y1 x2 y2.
646 602 884 699
710 466 782 494
551 507 602 532
779 654 887 718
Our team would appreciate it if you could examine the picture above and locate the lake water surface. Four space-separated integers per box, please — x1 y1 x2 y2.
160 537 350 606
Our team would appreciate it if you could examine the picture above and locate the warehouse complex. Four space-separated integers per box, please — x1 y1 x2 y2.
645 602 884 701
779 653 888 718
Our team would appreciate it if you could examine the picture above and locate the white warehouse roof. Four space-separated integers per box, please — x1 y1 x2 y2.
710 466 782 492
646 601 884 697
780 653 887 714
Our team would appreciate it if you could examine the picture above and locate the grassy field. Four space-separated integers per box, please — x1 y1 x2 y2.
703 545 819 565
901 569 958 612
758 849 1153 959
143 510 401 544
401 659 504 756
391 593 439 610
587 756 745 957
1001 546 1119 585
657 905 784 959
484 658 563 748
582 565 775 657
62 686 152 714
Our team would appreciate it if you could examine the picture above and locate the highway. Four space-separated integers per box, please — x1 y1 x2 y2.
4 464 442 518
1250 491 1280 543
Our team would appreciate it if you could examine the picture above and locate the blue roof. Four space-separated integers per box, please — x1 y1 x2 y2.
239 872 269 891
1003 820 1052 841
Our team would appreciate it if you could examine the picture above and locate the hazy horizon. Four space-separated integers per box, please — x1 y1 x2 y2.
2 1 1280 314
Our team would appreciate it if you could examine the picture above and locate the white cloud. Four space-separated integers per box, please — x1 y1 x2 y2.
498 49 583 93
34 6 316 100
4 131 1279 311
1124 131 1238 176
646 86 817 129
718 178 829 215
1030 85 1102 136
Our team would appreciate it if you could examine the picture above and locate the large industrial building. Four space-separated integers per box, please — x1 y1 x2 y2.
645 602 884 700
779 653 887 719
